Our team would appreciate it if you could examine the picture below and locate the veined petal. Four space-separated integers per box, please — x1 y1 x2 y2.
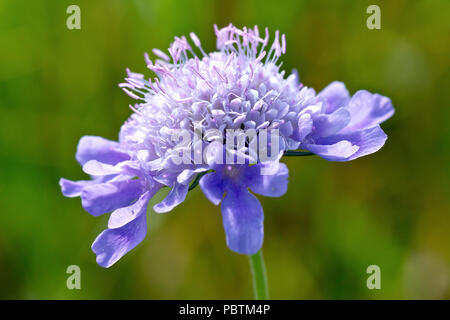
247 162 289 197
59 178 92 198
303 140 359 161
81 179 143 216
153 170 179 186
199 171 225 205
92 213 147 268
318 81 350 113
177 167 209 185
76 136 130 166
82 160 121 176
153 182 189 213
313 107 351 138
108 188 157 229
296 113 313 141
82 160 143 178
221 190 264 255
342 90 395 132
317 125 388 161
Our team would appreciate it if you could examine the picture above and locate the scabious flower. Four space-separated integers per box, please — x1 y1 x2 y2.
60 24 394 267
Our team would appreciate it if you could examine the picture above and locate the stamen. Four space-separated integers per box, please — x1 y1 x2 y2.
126 68 144 79
254 25 260 38
188 66 214 90
122 88 144 100
255 51 266 64
129 104 143 115
189 32 201 47
125 77 146 89
213 66 227 83
190 32 207 57
144 52 152 66
281 34 286 54
168 46 178 64
263 28 269 47
152 48 170 62
272 30 281 58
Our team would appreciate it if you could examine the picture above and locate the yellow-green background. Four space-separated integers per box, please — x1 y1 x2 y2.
0 0 449 299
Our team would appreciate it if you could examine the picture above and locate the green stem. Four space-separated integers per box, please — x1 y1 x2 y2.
188 171 210 191
283 150 315 156
248 250 269 300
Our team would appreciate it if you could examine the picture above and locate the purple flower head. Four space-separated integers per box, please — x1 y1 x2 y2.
60 24 394 267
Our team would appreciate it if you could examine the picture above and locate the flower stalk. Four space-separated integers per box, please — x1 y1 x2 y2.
283 150 315 156
249 250 269 300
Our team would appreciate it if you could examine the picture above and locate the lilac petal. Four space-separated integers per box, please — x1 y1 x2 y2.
92 212 147 268
59 175 119 198
76 136 130 166
108 189 154 229
221 190 264 255
342 90 395 132
153 182 189 213
177 169 197 185
303 140 359 161
82 159 141 177
118 161 145 178
177 167 209 184
313 107 351 138
297 113 313 141
318 81 350 113
81 179 143 216
318 125 387 161
153 170 179 186
247 162 289 197
280 121 294 136
144 158 164 172
82 160 121 176
59 178 92 198
199 172 225 205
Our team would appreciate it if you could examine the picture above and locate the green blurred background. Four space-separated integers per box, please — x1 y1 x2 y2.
0 0 449 299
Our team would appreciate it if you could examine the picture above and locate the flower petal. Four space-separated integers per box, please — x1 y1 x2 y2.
59 178 92 198
91 212 147 268
221 190 264 255
59 175 117 198
82 160 121 176
108 189 156 229
82 159 142 177
313 107 351 138
297 113 313 141
317 125 388 161
177 167 209 185
247 162 289 197
81 179 143 216
303 140 359 161
318 81 350 113
76 136 130 166
342 90 394 132
153 182 189 213
199 171 225 205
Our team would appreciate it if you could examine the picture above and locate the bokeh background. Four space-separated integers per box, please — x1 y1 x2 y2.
0 0 449 299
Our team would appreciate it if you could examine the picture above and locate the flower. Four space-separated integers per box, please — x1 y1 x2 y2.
60 24 394 267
